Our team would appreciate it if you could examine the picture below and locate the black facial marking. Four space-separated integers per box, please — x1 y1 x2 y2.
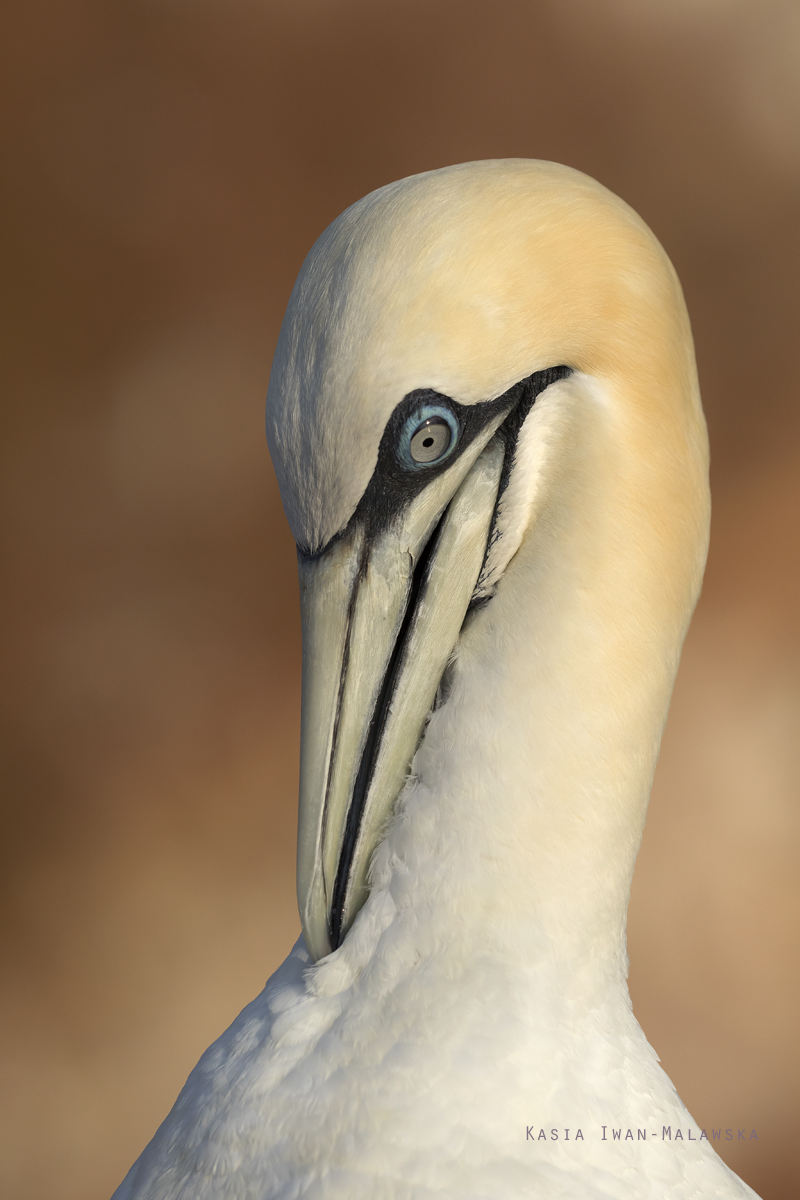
349 386 516 544
461 364 572 614
300 367 572 561
323 364 572 949
492 365 572 509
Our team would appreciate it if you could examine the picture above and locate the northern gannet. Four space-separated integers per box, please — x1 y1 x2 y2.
113 160 760 1200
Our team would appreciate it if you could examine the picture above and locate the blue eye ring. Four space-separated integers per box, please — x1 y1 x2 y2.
398 404 460 470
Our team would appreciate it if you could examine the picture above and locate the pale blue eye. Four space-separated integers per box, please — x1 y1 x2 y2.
399 405 459 468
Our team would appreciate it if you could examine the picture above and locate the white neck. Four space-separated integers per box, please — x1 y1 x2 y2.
360 374 701 1006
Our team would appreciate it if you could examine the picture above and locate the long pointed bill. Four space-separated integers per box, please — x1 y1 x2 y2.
297 421 508 960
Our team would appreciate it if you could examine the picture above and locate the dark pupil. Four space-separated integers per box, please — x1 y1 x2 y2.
409 416 452 464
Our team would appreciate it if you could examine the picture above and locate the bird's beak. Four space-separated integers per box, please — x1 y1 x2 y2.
296 419 509 960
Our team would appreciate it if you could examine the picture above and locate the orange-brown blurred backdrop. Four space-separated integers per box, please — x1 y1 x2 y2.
1 2 798 1198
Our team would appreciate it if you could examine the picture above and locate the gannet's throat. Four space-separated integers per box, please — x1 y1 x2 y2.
297 367 571 960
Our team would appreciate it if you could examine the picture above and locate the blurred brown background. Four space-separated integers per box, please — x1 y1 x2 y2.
1 2 798 1198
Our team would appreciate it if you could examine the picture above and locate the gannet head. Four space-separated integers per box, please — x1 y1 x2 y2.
266 159 709 962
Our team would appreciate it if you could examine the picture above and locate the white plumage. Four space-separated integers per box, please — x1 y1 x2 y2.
113 160 760 1199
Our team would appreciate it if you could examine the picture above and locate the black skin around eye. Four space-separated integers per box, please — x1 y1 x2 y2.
361 367 571 540
299 365 572 558
358 387 513 537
